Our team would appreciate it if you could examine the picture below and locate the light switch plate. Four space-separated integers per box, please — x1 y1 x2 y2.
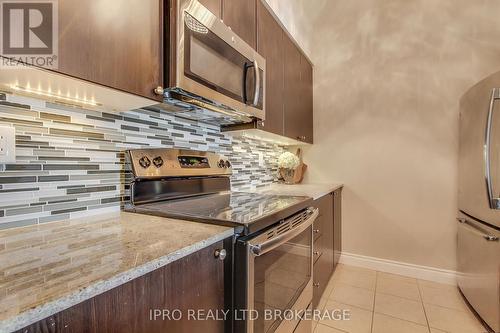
0 125 16 163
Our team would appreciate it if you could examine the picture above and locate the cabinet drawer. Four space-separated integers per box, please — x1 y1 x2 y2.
313 254 331 308
313 234 324 264
315 194 333 220
313 214 325 242
313 195 332 239
313 194 333 243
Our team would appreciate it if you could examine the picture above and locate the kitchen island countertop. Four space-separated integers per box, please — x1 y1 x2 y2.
0 211 234 333
252 182 343 200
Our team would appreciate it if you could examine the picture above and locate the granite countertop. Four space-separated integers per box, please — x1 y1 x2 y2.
0 212 234 333
253 183 343 200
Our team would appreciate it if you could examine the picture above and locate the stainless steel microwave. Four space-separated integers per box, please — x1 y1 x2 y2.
155 0 266 126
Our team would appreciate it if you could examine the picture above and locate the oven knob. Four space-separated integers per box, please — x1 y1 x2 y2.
225 160 231 168
218 159 226 168
138 156 151 168
153 156 164 168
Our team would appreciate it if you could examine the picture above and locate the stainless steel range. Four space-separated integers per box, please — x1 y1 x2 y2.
126 148 318 333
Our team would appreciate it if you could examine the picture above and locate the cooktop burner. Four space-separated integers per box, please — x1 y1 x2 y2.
129 191 312 235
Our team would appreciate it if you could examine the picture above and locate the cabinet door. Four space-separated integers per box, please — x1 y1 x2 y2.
313 251 330 309
222 0 256 48
15 241 227 333
283 36 302 142
320 193 334 268
299 55 314 143
198 0 222 18
283 35 314 143
256 1 284 135
333 188 343 268
312 193 334 308
162 241 226 332
57 0 163 101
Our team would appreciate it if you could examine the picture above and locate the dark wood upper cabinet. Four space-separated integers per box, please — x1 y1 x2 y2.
283 35 313 143
19 0 314 143
57 0 163 101
283 36 303 141
198 0 222 18
222 0 257 48
256 1 284 136
299 54 314 143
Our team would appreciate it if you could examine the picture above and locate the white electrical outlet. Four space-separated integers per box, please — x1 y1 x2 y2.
0 125 16 163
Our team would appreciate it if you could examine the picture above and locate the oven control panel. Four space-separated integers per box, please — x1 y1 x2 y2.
128 148 232 178
178 156 210 168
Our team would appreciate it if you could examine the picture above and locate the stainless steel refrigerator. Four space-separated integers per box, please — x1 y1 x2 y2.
459 71 500 333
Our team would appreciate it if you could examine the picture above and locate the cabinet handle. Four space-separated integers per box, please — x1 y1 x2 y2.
313 282 320 287
313 229 320 234
214 249 227 260
153 86 164 96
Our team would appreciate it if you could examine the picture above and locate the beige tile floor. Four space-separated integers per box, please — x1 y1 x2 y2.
313 264 488 333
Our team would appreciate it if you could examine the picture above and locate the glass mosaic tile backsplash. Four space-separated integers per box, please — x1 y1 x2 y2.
0 92 286 230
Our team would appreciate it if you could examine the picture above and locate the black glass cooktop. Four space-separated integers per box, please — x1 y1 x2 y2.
130 191 313 235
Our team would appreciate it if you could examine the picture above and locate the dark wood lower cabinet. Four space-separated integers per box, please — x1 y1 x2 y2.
333 188 343 267
312 188 342 308
15 241 227 333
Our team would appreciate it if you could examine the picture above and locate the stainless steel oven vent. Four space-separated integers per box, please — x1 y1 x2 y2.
265 209 312 240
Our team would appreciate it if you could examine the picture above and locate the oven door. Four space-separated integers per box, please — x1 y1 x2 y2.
235 208 318 333
174 0 265 120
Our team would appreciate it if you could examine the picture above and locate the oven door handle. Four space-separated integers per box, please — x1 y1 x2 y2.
249 208 319 256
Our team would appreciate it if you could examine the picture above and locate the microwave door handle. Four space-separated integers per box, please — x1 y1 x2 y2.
485 88 500 209
243 62 250 104
249 208 319 256
252 60 260 106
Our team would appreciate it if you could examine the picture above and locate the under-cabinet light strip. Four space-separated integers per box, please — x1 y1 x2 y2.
9 84 100 107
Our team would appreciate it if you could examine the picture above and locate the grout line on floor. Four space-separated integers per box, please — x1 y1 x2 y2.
375 290 422 303
416 275 432 333
370 271 378 333
316 322 350 333
371 311 433 329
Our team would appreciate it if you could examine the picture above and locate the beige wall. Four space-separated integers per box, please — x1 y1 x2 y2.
268 0 500 270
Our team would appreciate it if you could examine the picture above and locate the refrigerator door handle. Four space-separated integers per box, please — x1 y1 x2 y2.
484 88 500 209
457 218 499 241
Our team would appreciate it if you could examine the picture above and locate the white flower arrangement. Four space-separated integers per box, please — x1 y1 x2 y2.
278 151 300 170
